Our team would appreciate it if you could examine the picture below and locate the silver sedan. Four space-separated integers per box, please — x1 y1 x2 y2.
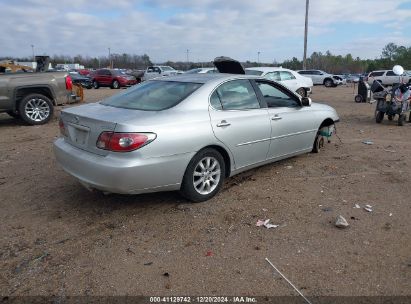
54 73 339 202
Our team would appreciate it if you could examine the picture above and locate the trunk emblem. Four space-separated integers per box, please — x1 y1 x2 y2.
73 116 80 123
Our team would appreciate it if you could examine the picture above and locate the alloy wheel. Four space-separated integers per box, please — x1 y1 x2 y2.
192 156 221 195
24 98 50 122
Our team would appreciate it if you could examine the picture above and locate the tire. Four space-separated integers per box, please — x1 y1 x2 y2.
408 113 411 123
312 134 324 153
354 95 363 103
324 79 333 87
398 114 405 126
18 94 53 125
180 149 225 202
111 80 120 89
6 110 20 118
376 111 384 123
93 80 99 89
296 88 306 97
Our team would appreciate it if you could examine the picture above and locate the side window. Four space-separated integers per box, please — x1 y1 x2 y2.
386 71 396 76
216 79 260 110
256 82 300 108
265 72 281 81
147 67 154 72
280 71 296 80
153 67 161 73
97 70 105 75
105 70 112 76
314 71 323 75
210 91 223 110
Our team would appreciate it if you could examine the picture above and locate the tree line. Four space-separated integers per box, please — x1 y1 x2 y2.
1 43 410 73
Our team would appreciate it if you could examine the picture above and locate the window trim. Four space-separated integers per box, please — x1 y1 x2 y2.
252 79 302 109
208 79 265 111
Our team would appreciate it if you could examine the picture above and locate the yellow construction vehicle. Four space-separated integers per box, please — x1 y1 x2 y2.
0 60 34 73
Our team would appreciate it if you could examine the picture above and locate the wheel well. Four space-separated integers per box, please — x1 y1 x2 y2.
203 145 231 178
15 87 55 107
319 118 335 129
323 78 333 84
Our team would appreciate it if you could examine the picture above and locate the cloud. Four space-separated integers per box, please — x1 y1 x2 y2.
1 0 410 62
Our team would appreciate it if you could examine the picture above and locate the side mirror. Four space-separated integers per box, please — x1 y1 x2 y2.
301 97 312 107
393 65 404 76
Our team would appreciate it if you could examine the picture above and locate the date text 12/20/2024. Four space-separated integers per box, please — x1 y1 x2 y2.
149 296 257 303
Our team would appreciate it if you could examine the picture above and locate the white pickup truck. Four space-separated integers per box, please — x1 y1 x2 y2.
366 70 411 86
143 66 179 81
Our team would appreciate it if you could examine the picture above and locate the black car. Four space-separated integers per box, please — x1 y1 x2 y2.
69 72 92 89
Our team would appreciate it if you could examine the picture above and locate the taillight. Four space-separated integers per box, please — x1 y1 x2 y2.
65 75 73 90
59 117 67 137
96 132 156 152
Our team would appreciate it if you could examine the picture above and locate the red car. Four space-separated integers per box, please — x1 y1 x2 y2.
91 69 137 89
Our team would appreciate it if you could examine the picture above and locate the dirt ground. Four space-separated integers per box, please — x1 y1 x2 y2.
0 85 410 297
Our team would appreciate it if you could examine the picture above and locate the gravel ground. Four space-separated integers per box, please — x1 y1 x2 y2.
0 85 410 297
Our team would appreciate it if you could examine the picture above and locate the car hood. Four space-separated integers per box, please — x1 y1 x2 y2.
213 56 245 74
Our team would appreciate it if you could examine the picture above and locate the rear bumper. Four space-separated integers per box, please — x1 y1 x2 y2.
119 79 138 86
53 138 194 194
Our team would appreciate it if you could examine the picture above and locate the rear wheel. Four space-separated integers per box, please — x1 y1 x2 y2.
18 94 53 125
93 80 99 89
354 95 363 103
376 111 384 123
296 88 306 97
180 149 225 202
398 114 405 126
111 80 120 89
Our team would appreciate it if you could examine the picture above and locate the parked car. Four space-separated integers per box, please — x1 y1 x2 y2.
185 68 218 74
54 57 339 202
0 71 80 125
346 74 361 83
296 70 340 87
245 67 313 97
69 72 92 89
366 70 410 86
91 69 138 89
143 66 179 81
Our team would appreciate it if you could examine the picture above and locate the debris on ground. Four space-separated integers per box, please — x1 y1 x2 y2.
335 215 349 228
364 205 373 212
205 250 213 257
321 207 333 212
265 258 313 304
362 140 374 145
286 165 293 169
384 149 396 153
354 204 361 209
144 262 153 266
163 272 170 277
257 219 279 229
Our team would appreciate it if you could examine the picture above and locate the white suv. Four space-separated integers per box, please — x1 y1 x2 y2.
245 67 313 97
366 70 410 86
296 70 340 87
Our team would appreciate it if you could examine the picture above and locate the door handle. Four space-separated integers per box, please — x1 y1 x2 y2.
271 115 282 121
217 120 231 127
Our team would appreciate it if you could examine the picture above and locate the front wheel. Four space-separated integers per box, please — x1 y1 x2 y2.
312 134 324 153
296 88 306 97
93 80 99 89
376 111 384 123
354 95 363 103
18 94 53 125
180 149 225 202
324 79 334 87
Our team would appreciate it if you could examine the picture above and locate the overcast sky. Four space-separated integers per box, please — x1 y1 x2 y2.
2 0 411 63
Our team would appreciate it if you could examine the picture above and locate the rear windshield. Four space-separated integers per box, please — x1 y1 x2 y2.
101 80 202 111
245 70 263 76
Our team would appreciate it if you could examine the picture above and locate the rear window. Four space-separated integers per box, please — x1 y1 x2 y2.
245 70 263 76
370 71 384 77
101 81 202 111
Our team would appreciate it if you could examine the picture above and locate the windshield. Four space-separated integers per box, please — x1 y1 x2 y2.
245 70 263 76
112 70 127 75
101 80 202 111
161 66 175 71
185 68 202 74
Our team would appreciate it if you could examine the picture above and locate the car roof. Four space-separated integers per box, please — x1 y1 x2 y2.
152 73 257 84
246 66 290 72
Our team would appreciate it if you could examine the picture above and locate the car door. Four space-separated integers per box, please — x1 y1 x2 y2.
208 79 271 169
254 80 318 160
279 71 298 91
